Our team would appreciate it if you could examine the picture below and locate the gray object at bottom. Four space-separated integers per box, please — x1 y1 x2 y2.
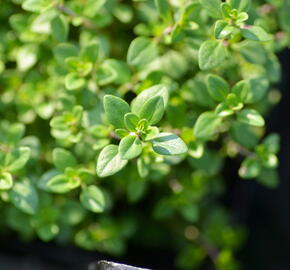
89 260 151 270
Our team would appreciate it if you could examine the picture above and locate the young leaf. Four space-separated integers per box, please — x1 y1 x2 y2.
237 109 265 127
103 95 130 129
80 185 106 213
206 74 230 102
151 132 188 155
154 0 172 23
9 180 38 215
241 26 272 42
51 15 69 42
229 0 251 12
119 135 142 160
199 40 227 70
0 172 13 190
214 20 234 39
232 80 250 102
131 84 169 115
52 148 77 171
194 112 222 140
7 147 31 172
124 113 140 131
96 145 128 177
143 126 159 141
139 96 165 125
46 174 80 193
127 37 158 67
239 157 261 179
199 0 222 18
65 73 86 90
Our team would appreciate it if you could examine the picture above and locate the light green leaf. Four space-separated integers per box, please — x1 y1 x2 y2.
22 0 53 13
0 172 13 190
194 112 222 140
199 0 222 18
17 45 38 72
131 84 169 115
124 113 139 131
51 15 69 42
46 174 80 193
37 223 59 241
52 148 77 171
239 157 261 179
154 0 172 23
7 147 31 172
127 37 158 67
80 185 106 213
232 80 250 102
143 126 159 141
152 132 188 155
81 41 99 63
241 26 272 42
206 74 230 102
96 145 128 177
139 96 165 125
10 180 38 215
103 95 130 129
214 20 234 39
119 135 142 160
229 0 251 12
65 73 86 90
198 40 227 70
237 109 265 127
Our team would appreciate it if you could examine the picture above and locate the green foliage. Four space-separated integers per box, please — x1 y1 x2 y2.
0 0 287 268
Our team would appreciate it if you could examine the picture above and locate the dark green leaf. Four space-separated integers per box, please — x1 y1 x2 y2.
52 148 77 171
206 74 230 102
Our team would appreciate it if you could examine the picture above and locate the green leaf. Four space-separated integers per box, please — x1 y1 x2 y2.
237 109 265 127
257 168 278 188
0 172 13 190
51 15 69 42
119 135 142 160
131 84 169 115
194 112 222 140
198 40 227 70
96 145 128 177
103 95 131 129
9 180 38 215
279 1 290 32
80 185 106 213
124 113 139 131
115 129 129 138
199 0 222 18
229 0 251 12
37 224 59 241
214 20 234 39
127 37 158 67
81 42 99 63
143 126 159 141
65 73 86 90
239 157 261 179
232 80 250 102
230 122 258 148
206 74 230 102
151 132 188 155
139 96 165 125
154 0 172 23
241 26 272 42
17 45 38 72
46 174 80 193
263 133 280 154
22 0 52 13
7 147 31 172
52 148 77 171
246 77 269 104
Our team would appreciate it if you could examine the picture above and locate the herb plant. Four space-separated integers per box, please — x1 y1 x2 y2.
0 0 289 269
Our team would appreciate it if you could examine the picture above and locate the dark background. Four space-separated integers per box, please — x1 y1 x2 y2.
0 50 289 270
